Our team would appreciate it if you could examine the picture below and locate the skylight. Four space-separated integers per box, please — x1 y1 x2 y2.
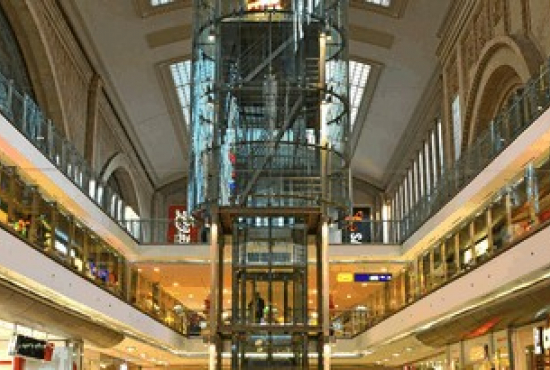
349 60 371 130
365 0 391 7
170 60 192 126
151 0 174 6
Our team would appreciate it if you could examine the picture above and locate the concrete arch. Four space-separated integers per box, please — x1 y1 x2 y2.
463 35 544 148
100 153 142 217
0 1 68 137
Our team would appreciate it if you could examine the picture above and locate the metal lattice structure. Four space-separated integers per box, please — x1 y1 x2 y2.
190 1 349 368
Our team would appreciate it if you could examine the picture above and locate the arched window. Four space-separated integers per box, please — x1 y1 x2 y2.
0 5 34 96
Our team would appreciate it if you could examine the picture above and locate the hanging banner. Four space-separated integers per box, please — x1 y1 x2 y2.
345 206 372 244
167 205 197 243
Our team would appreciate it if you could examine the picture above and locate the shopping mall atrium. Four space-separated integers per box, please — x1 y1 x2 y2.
1 0 550 369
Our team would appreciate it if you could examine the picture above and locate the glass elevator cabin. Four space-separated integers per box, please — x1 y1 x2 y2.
190 1 349 368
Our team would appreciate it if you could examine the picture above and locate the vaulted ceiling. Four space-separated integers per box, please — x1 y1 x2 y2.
59 0 452 189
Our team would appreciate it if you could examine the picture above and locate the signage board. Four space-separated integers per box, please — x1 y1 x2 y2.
336 273 354 283
543 327 550 350
534 327 544 354
7 335 54 361
354 273 392 282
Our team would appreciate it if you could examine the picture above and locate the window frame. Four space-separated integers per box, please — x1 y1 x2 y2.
350 0 407 18
134 0 190 18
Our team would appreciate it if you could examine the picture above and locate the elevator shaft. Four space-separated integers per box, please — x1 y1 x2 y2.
190 1 350 369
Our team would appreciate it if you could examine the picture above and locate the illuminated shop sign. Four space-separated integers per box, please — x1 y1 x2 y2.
247 0 282 10
336 273 354 283
354 273 392 282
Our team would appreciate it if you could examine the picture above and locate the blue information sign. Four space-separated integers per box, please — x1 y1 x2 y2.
354 273 392 282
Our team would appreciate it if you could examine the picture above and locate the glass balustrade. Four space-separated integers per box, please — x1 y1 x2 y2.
0 71 142 241
399 58 550 242
0 161 197 336
2 58 550 248
332 148 550 338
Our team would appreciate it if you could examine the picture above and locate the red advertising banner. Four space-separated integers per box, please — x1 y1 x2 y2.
167 205 198 243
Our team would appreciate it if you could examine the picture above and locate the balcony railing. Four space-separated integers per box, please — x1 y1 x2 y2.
0 72 142 240
0 161 197 336
333 148 550 338
398 58 550 242
329 220 403 244
125 219 210 245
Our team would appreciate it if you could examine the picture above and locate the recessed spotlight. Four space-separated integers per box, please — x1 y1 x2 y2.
137 268 142 273
361 283 368 287
140 353 147 358
392 353 400 357
153 267 160 273
381 267 388 272
126 346 136 353
346 294 351 299
173 282 179 287
405 347 412 351
188 294 194 299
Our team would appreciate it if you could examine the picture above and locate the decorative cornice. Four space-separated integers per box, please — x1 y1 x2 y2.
436 0 477 63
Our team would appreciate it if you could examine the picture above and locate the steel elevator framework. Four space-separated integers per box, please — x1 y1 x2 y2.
190 1 350 368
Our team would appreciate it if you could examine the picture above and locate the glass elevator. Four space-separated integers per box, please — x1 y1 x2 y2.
189 1 349 368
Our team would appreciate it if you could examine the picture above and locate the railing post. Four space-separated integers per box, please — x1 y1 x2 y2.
46 119 54 160
21 94 28 134
5 79 13 118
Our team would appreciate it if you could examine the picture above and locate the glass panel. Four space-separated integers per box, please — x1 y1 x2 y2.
473 210 489 262
490 195 508 251
11 177 33 239
87 236 101 281
452 95 462 159
445 235 458 278
458 223 472 271
36 197 54 252
365 0 391 6
170 60 192 126
0 166 9 224
54 210 71 261
348 60 371 130
151 0 174 5
536 156 550 222
420 253 430 294
432 243 444 287
510 178 530 239
71 223 85 272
